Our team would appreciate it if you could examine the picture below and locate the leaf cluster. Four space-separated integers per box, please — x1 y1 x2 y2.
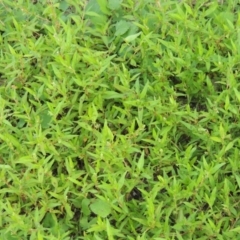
0 0 240 239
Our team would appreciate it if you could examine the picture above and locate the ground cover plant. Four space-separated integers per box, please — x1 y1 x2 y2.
0 0 240 239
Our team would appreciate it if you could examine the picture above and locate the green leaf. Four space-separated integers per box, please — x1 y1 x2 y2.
39 109 52 129
225 141 234 153
225 95 230 110
102 91 124 99
102 119 114 141
78 122 93 131
108 0 122 10
233 88 240 102
209 187 217 207
80 216 91 230
118 171 127 189
230 226 240 232
210 136 222 143
115 20 131 36
219 123 225 139
82 199 91 216
90 199 111 218
50 64 62 79
203 3 218 17
124 32 141 43
197 37 203 56
86 0 101 13
137 151 145 172
59 1 69 11
96 0 111 15
183 3 193 16
235 174 240 189
211 163 226 174
67 177 82 187
88 103 98 124
0 164 12 169
42 212 56 228
140 81 149 99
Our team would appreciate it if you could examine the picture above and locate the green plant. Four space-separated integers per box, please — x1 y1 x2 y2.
0 0 240 239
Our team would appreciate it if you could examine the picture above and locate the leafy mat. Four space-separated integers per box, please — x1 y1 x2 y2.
0 0 240 239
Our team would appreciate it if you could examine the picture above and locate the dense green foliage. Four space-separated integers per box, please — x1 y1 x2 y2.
1 0 240 239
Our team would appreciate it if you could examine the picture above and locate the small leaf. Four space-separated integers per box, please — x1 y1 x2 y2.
82 199 91 216
78 122 93 131
183 3 193 15
0 165 12 169
118 171 127 189
234 174 240 189
59 1 69 11
210 136 222 143
8 44 16 55
204 3 218 17
115 20 131 36
106 219 115 239
96 0 111 15
219 123 225 139
42 212 56 228
80 216 90 229
197 37 203 56
225 95 230 110
124 32 141 43
50 64 62 79
63 202 74 219
225 141 234 153
209 187 217 207
90 199 111 218
88 103 98 124
211 163 226 174
108 0 122 10
230 226 240 232
102 120 113 141
39 109 52 129
140 81 149 99
102 91 124 99
234 88 240 102
137 151 145 171
67 177 82 187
